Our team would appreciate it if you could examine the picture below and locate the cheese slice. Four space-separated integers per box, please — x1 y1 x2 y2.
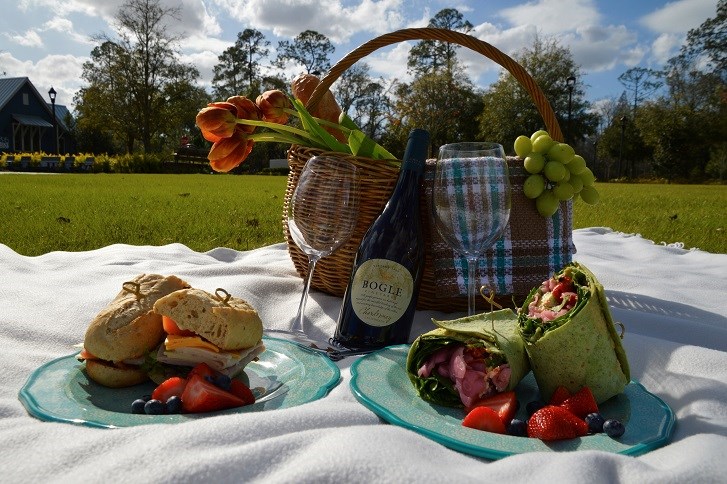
164 335 221 353
156 339 264 375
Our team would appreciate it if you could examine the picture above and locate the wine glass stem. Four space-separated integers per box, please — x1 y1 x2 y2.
467 257 478 316
292 255 319 334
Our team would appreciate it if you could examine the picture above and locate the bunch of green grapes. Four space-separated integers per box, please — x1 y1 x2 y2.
514 130 599 217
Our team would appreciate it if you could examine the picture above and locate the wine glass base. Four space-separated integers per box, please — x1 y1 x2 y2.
263 329 376 361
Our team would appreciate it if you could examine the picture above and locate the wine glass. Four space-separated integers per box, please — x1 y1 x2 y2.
432 142 511 315
273 156 359 343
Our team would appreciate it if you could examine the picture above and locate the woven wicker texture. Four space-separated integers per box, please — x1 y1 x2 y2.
284 28 573 312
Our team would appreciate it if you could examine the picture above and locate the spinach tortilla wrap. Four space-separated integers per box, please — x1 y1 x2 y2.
518 262 630 404
406 309 530 408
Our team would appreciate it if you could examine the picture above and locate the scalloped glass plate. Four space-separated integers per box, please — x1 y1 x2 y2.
19 337 340 428
350 345 675 460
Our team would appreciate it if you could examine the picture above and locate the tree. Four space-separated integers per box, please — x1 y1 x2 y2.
276 30 334 75
75 0 200 153
681 0 726 81
407 8 473 77
212 29 270 99
391 69 483 151
478 35 596 152
617 67 662 118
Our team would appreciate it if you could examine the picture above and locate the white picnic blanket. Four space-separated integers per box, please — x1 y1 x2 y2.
1 227 725 483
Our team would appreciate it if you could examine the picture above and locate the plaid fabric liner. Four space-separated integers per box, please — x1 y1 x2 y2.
423 157 576 299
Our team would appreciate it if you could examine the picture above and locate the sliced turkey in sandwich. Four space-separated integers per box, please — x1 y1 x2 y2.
152 287 265 378
78 274 191 388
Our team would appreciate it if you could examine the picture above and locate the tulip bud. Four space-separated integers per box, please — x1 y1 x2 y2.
207 131 254 172
226 96 261 134
195 102 237 143
256 90 291 124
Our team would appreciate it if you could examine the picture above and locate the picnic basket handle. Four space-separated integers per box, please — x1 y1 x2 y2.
307 27 564 142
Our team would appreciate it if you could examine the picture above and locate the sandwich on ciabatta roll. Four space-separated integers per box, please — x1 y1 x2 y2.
78 274 191 388
151 287 265 380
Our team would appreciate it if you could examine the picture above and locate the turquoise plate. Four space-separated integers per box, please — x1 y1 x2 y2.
350 345 675 460
19 337 340 428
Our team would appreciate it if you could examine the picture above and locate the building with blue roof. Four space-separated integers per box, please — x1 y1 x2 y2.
0 77 73 154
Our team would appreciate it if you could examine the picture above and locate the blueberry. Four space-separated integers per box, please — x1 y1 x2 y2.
214 374 232 391
506 418 528 437
166 396 182 414
141 394 152 402
144 399 166 415
585 413 606 433
131 398 147 414
603 419 625 438
526 400 545 417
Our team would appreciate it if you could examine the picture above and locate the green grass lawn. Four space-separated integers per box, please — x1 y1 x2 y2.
1 174 725 255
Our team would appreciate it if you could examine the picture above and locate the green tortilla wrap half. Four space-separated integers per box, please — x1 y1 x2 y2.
406 309 530 408
518 262 630 404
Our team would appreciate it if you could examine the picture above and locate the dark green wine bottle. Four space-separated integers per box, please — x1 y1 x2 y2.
333 129 430 349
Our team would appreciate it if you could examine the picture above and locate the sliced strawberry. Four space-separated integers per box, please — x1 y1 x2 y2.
549 385 572 405
560 386 599 418
466 391 517 425
462 406 507 434
527 405 589 441
162 315 195 337
188 362 218 380
181 374 246 413
230 379 255 405
152 376 188 402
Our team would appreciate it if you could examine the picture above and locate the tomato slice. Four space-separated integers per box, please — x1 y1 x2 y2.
162 315 196 337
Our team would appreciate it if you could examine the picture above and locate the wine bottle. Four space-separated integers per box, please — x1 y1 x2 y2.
333 128 430 350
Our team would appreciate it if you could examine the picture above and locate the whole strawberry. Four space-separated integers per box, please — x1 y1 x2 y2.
527 405 589 441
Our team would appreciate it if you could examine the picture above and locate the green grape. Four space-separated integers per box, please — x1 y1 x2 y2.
567 155 587 174
561 169 571 182
532 134 555 154
543 160 567 182
553 182 575 201
579 167 596 186
514 135 532 158
523 174 546 199
580 185 600 205
536 190 559 217
547 143 575 164
569 175 584 193
524 153 545 174
530 130 549 142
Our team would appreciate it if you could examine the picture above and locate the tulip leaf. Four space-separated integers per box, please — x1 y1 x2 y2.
292 99 350 153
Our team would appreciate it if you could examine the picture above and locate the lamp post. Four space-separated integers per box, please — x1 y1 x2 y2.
48 87 58 154
618 116 627 179
566 75 576 143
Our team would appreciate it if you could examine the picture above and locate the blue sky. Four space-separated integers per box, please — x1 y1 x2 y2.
0 0 718 112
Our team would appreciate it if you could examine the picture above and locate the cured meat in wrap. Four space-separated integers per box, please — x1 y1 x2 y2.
518 262 630 403
407 309 530 408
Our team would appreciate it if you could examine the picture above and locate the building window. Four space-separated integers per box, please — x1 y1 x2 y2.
23 93 29 105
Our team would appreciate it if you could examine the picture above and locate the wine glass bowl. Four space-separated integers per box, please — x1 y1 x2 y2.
285 156 359 335
432 142 511 315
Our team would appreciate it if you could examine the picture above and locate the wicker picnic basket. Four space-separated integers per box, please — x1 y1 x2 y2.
283 28 574 313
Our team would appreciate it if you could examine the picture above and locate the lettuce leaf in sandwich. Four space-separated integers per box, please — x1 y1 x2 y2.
518 262 630 404
406 309 530 408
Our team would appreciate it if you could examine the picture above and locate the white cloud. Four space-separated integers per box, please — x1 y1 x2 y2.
640 0 716 35
5 30 44 48
651 33 684 64
497 0 601 35
211 0 406 43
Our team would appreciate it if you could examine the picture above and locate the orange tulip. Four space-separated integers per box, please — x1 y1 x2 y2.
196 102 238 143
226 96 261 134
207 131 254 173
256 90 291 124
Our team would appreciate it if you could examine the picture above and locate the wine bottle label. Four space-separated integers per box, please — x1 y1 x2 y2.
350 259 414 327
